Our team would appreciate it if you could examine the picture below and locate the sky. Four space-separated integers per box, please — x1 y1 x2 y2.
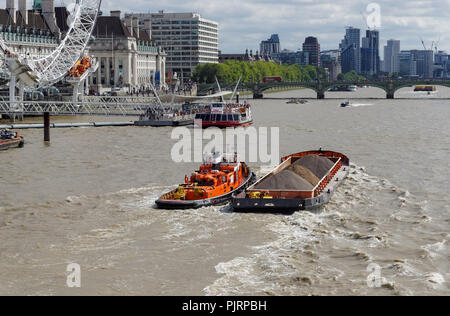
18 0 450 58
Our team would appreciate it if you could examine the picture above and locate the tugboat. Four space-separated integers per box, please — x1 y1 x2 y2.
194 102 253 128
0 129 24 150
232 150 350 213
156 152 255 209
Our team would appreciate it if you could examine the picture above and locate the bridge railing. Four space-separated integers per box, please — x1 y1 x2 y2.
83 95 157 104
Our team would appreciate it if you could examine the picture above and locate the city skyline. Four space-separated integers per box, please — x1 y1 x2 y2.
94 0 450 56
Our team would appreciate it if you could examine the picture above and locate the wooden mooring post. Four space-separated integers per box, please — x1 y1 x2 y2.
44 112 50 142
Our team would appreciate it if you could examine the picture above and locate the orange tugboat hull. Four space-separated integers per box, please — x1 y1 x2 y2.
156 159 255 209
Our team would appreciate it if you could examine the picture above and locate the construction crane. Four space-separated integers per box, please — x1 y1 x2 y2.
418 35 441 52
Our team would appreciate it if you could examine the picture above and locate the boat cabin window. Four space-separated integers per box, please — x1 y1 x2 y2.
198 179 215 186
233 114 239 121
204 114 211 121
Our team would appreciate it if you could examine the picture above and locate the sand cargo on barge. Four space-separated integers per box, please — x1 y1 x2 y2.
232 150 350 213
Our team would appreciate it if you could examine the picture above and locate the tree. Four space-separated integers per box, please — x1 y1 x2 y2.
193 61 321 84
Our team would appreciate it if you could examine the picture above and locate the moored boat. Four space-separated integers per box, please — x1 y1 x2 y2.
135 105 195 127
231 150 350 213
194 102 253 128
0 129 24 150
156 152 255 209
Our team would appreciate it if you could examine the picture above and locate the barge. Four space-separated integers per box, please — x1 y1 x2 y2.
232 150 350 213
0 129 24 150
156 152 255 209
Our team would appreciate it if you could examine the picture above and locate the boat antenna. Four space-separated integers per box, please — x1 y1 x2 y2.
215 76 225 102
215 76 222 93
229 76 242 103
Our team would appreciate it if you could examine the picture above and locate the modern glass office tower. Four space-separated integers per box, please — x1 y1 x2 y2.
384 39 400 74
361 30 380 75
340 27 361 73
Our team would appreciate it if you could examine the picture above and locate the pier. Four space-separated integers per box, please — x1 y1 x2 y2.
0 121 135 130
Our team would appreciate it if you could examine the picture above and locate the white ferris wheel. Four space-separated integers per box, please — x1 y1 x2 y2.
0 0 102 88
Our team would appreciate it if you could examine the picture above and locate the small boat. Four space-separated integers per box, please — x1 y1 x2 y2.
329 85 357 92
348 85 358 92
286 98 307 104
156 152 255 209
231 150 350 213
194 102 253 128
0 129 24 150
135 105 195 127
341 100 351 107
135 80 196 127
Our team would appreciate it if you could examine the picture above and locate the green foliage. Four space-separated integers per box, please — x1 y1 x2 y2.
337 71 367 81
192 61 320 83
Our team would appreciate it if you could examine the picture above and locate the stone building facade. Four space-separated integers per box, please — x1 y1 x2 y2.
89 11 166 94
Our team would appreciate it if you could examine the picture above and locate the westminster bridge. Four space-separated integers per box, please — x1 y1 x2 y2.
197 79 450 99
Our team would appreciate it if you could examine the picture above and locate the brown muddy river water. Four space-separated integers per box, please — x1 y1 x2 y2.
0 87 449 295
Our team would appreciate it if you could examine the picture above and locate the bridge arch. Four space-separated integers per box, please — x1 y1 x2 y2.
323 82 388 99
255 82 318 98
394 83 450 98
323 82 388 93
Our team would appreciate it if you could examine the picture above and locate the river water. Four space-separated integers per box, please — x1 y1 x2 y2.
0 87 449 296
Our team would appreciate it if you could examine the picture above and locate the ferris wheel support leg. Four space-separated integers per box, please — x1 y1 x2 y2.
18 82 24 121
9 73 16 123
80 79 86 103
72 84 79 104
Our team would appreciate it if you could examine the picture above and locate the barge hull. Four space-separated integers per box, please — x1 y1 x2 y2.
232 166 349 213
232 151 350 213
